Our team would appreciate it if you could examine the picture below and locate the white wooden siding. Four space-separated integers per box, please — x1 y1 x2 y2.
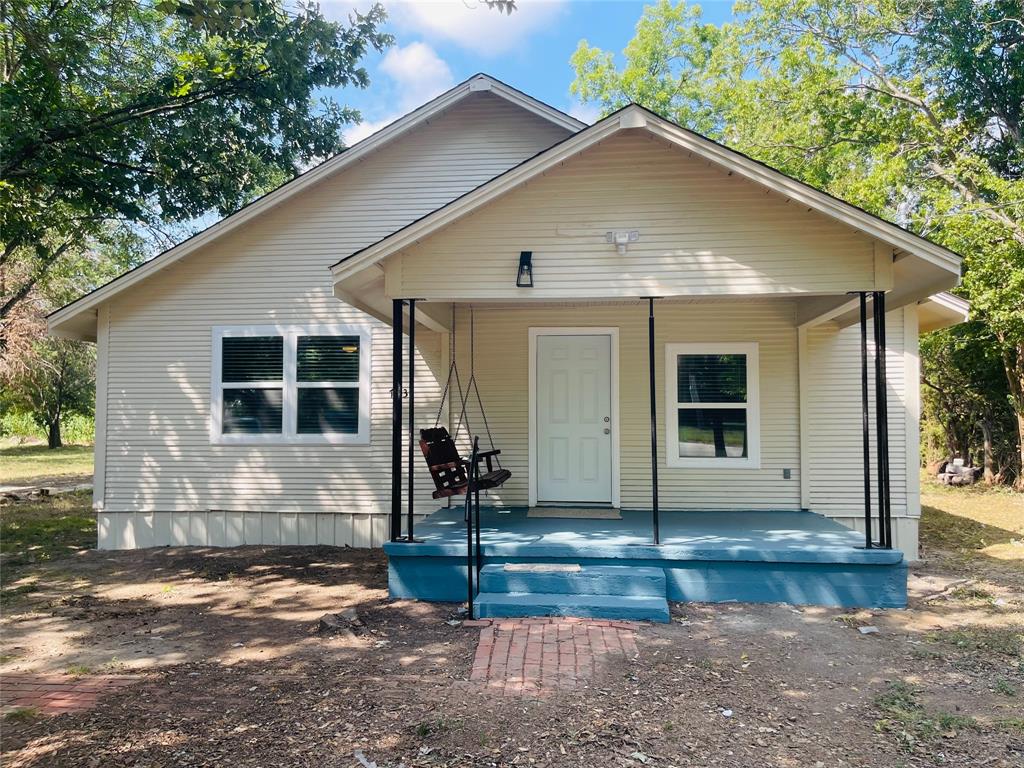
95 92 922 556
805 307 913 525
388 132 880 300
98 93 571 547
448 299 802 511
446 299 917 548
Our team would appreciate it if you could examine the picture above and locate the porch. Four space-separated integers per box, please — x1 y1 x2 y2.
373 293 918 620
324 93 966 622
384 506 908 620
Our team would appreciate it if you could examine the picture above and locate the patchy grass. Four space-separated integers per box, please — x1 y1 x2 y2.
998 717 1024 733
3 707 41 723
921 481 1024 561
0 490 95 592
0 443 93 485
994 678 1018 697
874 682 978 750
923 626 1024 658
920 476 1023 581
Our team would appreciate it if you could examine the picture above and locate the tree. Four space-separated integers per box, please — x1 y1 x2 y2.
572 0 1024 486
3 337 95 448
0 0 391 340
921 322 1016 482
0 224 145 446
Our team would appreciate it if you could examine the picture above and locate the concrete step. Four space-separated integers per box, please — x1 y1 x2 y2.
474 592 670 623
479 563 666 597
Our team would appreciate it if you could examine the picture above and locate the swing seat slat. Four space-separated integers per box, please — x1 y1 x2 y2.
419 427 511 500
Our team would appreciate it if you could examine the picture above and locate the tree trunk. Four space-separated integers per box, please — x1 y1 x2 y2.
1000 342 1024 490
980 420 996 484
47 419 62 449
1016 413 1024 491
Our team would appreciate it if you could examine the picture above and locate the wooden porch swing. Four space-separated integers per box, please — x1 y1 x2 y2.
420 307 511 500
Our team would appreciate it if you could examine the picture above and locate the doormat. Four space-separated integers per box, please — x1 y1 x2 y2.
527 507 622 520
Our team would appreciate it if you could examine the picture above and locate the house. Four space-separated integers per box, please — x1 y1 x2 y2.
49 74 969 620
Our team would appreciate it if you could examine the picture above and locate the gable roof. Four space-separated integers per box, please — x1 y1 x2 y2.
48 74 585 340
331 103 962 283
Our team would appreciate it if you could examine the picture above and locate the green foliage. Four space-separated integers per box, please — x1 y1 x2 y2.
571 0 1024 484
921 321 1017 478
1 338 95 447
874 681 978 750
2 706 42 722
0 0 391 325
0 489 96 571
0 409 93 445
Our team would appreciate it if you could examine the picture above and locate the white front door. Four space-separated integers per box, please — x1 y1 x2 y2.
536 334 613 504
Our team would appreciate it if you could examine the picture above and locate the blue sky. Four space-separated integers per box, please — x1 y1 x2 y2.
320 1 736 142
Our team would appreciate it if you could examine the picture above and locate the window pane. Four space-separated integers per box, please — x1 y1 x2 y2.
223 388 283 434
222 337 283 382
677 354 747 403
297 388 359 434
677 408 747 458
297 336 360 382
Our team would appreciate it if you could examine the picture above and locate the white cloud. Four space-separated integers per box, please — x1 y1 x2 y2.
391 0 568 56
344 41 454 145
568 100 602 125
344 116 397 145
380 41 455 108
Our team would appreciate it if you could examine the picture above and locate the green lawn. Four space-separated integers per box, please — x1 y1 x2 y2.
920 474 1023 569
0 444 94 485
0 490 96 602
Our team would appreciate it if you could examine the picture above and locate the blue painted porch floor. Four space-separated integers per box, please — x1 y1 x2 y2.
388 507 902 564
384 507 908 615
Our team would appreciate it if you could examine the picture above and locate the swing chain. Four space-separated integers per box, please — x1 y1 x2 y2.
431 305 501 469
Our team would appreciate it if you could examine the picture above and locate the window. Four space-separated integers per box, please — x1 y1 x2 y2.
665 343 759 468
212 326 371 444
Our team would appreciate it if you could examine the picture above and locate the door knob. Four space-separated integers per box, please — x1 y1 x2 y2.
603 427 611 434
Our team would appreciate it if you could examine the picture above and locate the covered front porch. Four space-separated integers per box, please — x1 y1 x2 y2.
366 293 920 620
327 104 965 619
385 506 908 619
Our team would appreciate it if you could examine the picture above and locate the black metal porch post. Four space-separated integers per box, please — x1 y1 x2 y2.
872 291 893 549
648 298 660 545
390 299 404 542
407 299 417 542
858 292 873 549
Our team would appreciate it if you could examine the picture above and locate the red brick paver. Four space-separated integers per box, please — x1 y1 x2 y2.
469 618 639 697
1 674 138 716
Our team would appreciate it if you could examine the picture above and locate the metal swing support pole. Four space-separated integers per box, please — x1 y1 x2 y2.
872 291 893 549
648 298 660 545
390 299 404 542
406 299 418 542
857 292 873 549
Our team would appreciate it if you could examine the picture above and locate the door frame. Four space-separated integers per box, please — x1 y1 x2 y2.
528 327 620 508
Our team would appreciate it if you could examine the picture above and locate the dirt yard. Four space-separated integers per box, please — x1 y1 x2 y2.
1 486 1021 767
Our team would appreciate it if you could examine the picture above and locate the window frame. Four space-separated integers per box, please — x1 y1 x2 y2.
664 342 760 469
211 324 372 445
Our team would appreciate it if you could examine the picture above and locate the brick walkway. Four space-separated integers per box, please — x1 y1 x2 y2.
1 674 137 716
466 618 640 697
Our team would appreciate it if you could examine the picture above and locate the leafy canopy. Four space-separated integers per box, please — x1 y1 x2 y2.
0 0 391 325
572 0 1024 481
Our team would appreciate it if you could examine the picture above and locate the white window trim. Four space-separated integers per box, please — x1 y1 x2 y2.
211 324 372 445
664 342 760 469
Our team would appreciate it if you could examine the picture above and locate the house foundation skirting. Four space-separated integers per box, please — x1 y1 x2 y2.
96 510 421 550
96 510 920 561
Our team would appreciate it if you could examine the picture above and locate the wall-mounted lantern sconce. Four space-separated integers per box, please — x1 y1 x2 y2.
516 250 534 287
